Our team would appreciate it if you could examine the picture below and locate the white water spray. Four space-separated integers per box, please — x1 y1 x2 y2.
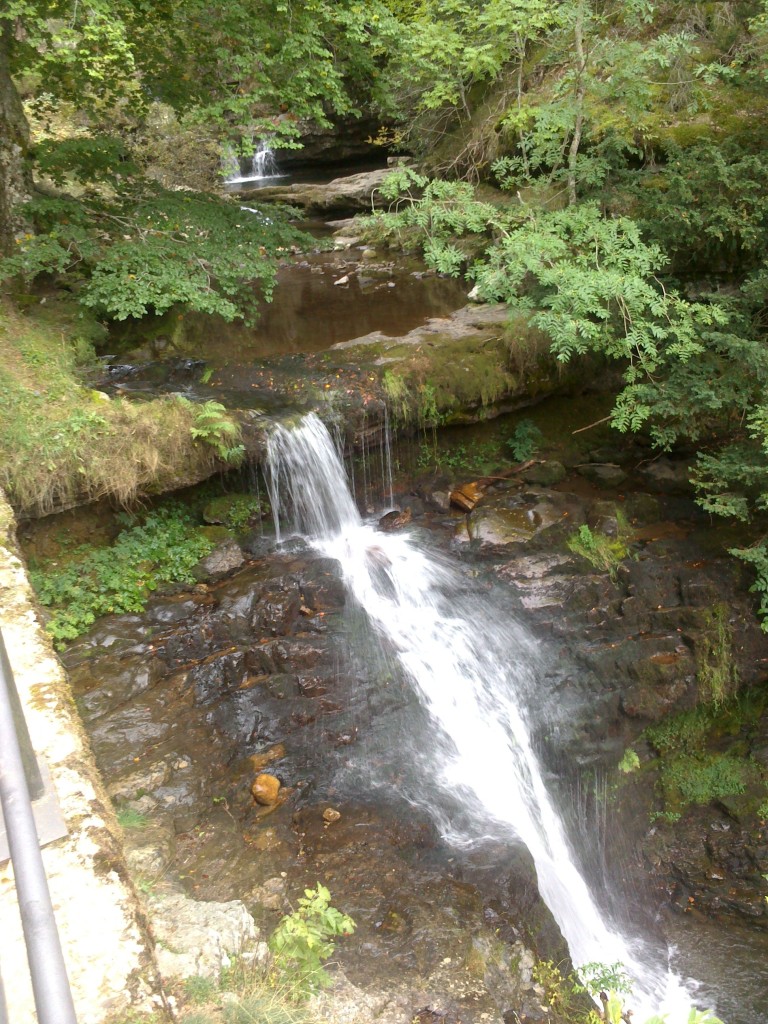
266 413 702 1022
223 139 285 185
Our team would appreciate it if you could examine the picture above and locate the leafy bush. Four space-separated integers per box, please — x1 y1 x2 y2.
507 419 543 461
643 705 715 757
31 505 213 645
268 884 355 997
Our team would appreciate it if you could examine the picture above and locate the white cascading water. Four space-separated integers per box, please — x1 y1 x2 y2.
266 413 702 1022
224 139 283 184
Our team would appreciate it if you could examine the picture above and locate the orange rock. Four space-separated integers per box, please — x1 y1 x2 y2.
449 481 486 512
251 773 281 806
322 807 341 825
248 743 286 772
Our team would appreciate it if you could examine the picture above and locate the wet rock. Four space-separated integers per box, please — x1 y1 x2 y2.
623 492 661 522
323 807 342 825
620 653 695 721
242 168 392 213
576 463 627 488
251 773 281 806
378 508 412 530
195 539 245 578
520 461 567 486
73 653 168 722
637 456 692 494
149 891 266 980
249 743 286 772
466 508 538 546
426 489 452 511
187 649 249 705
123 822 177 879
251 586 302 635
250 876 287 910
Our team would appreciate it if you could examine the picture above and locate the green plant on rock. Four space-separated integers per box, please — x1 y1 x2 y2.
382 370 412 425
567 516 631 583
116 807 149 830
696 604 740 707
268 884 356 998
661 753 750 810
618 748 640 774
30 503 213 645
184 400 245 464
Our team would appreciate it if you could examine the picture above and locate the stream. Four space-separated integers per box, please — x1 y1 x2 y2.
29 201 768 1022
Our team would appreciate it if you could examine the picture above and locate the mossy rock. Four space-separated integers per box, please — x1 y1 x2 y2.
202 494 265 530
201 525 232 545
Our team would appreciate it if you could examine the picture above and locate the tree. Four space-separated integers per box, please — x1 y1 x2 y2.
0 0 399 315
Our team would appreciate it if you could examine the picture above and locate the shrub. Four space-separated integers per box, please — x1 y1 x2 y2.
268 884 356 997
507 418 543 461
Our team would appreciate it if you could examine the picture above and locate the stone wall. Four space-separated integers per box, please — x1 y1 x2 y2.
0 490 163 1023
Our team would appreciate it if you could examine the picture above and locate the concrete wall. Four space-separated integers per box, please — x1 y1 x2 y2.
0 491 164 1023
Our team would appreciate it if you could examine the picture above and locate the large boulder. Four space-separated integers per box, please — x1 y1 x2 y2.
237 168 392 213
149 891 268 980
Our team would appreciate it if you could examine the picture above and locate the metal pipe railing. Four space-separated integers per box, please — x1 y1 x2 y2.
0 627 78 1024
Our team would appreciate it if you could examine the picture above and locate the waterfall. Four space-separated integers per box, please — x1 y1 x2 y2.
223 138 284 185
265 413 701 1023
250 140 280 179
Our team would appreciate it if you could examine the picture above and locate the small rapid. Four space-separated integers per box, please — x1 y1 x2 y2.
266 413 703 1022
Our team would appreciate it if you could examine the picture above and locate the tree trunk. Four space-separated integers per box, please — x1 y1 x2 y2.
567 2 587 207
0 21 33 256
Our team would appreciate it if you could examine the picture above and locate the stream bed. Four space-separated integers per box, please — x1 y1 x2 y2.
24 231 768 1022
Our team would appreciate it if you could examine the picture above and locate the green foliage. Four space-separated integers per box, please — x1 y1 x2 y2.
183 400 245 463
661 754 749 808
631 143 768 278
535 958 723 1024
268 884 356 998
475 202 730 443
532 959 598 1022
30 504 213 645
618 748 640 774
567 516 631 583
370 169 497 274
4 0 400 142
642 701 765 816
382 370 412 424
34 135 139 188
696 604 739 707
182 976 218 1006
507 419 543 461
116 807 149 830
643 705 716 757
416 438 502 474
730 539 768 627
1 185 306 324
